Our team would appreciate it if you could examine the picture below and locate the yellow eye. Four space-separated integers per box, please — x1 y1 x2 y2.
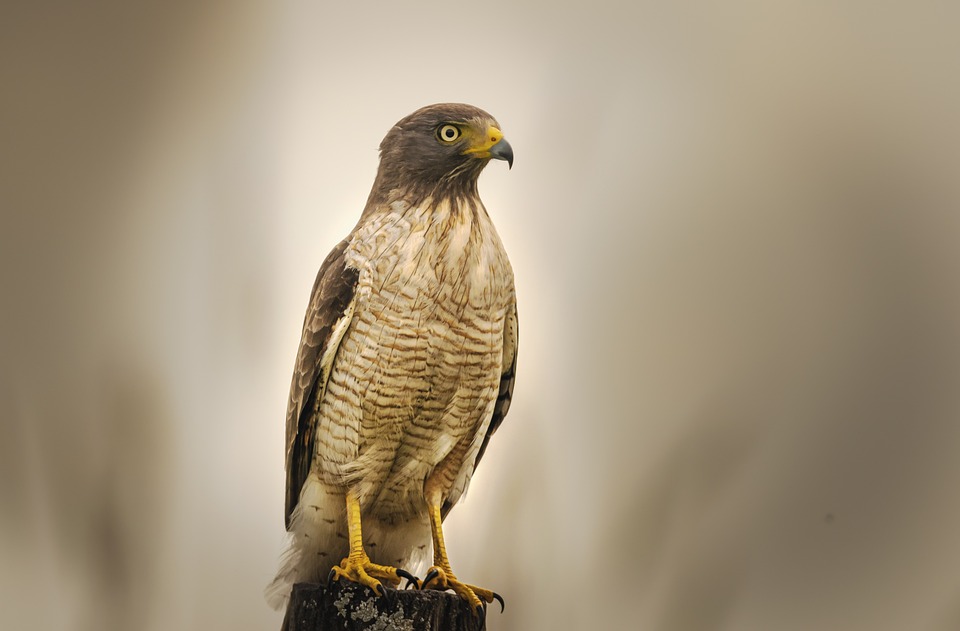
437 124 461 143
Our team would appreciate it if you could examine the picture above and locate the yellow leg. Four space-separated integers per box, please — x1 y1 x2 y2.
421 501 503 615
329 490 413 595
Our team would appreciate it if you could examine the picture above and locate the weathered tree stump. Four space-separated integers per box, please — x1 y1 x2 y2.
281 581 486 631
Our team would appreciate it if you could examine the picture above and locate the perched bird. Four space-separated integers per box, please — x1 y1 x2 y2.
266 104 517 615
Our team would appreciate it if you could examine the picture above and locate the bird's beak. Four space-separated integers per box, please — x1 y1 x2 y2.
489 138 514 169
463 126 514 169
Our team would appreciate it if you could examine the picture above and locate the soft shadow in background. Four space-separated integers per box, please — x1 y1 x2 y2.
3 2 960 630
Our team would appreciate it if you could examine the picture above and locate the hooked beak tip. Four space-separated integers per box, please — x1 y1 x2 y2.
489 138 513 169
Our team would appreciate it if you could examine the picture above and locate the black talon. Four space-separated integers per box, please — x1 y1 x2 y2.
397 569 419 590
422 568 440 589
372 582 384 597
492 591 505 613
326 568 338 585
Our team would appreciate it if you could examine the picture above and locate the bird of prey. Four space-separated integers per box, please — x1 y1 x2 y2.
266 103 517 615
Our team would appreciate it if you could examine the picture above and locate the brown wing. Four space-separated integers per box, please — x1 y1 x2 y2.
284 239 359 528
442 300 518 519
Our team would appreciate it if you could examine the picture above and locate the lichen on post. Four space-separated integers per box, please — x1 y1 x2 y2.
281 581 486 631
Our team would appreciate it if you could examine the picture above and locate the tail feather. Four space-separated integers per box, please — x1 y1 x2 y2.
264 475 433 610
264 535 301 610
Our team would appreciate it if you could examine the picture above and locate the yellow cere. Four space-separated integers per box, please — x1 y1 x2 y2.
462 126 504 158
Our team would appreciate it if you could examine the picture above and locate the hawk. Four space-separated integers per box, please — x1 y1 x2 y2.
267 104 517 615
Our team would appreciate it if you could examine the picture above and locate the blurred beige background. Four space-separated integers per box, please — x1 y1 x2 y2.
3 1 960 630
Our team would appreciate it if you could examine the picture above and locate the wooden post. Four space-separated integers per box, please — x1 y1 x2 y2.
281 581 486 631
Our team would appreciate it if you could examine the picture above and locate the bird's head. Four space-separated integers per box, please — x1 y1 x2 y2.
370 103 513 204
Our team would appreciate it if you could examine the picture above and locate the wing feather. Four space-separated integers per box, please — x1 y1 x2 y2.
284 239 359 528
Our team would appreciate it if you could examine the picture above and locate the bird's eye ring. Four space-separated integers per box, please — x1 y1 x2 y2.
437 124 461 143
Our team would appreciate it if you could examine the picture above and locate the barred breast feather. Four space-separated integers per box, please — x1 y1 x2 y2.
325 195 514 517
266 193 516 608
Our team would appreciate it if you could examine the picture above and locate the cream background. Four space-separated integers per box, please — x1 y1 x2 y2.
3 2 960 630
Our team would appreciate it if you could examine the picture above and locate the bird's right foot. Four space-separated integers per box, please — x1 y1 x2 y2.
328 552 416 595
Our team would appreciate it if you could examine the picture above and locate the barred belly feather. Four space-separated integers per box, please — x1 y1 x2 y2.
310 196 510 576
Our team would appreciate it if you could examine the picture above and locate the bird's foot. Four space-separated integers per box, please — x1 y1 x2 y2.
421 565 504 616
328 552 417 596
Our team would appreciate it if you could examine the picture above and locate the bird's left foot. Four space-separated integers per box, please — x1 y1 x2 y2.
421 565 504 615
